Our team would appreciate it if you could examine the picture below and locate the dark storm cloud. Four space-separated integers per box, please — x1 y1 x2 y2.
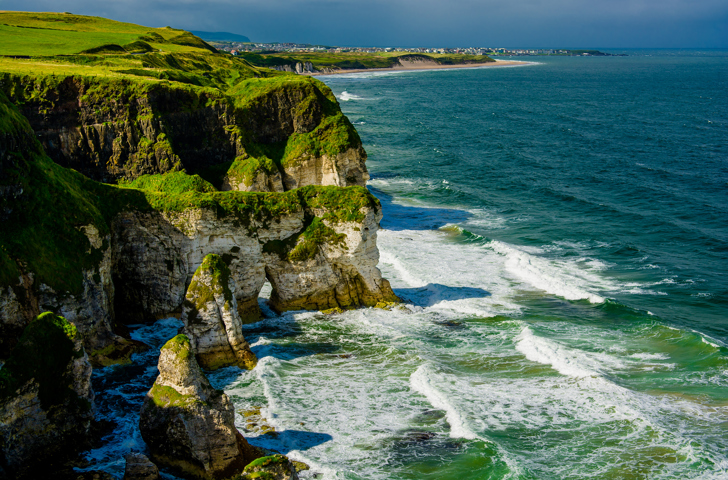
2 0 727 47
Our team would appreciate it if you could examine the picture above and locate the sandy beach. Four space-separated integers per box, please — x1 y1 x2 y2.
308 59 530 76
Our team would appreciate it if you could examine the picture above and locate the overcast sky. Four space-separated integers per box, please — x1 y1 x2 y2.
3 0 727 48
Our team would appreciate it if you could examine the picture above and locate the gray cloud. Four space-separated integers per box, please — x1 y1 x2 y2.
2 0 726 47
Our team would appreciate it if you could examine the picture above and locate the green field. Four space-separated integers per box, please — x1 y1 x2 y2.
0 11 214 57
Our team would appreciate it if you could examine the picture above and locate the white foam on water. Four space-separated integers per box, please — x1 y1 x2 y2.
515 326 628 377
337 91 366 101
629 352 672 361
489 239 608 303
410 364 479 440
377 229 523 317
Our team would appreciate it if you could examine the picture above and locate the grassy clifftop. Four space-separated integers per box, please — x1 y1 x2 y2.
0 12 363 187
0 11 216 56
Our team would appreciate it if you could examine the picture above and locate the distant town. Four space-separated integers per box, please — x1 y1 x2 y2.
211 43 622 57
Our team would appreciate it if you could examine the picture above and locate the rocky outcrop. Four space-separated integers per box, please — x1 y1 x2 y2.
139 335 259 480
240 455 299 480
123 453 160 480
111 186 399 325
280 146 369 191
181 254 257 371
1 73 368 191
0 312 95 479
271 61 315 75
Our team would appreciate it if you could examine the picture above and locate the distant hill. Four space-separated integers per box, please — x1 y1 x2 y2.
189 31 250 43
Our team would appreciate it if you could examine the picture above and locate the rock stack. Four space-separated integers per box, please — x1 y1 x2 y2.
139 334 259 480
181 254 257 371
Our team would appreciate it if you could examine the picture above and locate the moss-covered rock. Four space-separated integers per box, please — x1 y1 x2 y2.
139 334 259 480
0 312 94 479
238 454 299 480
182 254 257 371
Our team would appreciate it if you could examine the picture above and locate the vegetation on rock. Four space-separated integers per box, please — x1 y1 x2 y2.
0 312 84 409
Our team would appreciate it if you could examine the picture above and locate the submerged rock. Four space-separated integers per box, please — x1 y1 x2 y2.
139 334 259 480
0 312 94 479
182 254 257 371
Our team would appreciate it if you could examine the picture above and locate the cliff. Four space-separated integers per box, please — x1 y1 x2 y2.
1 67 368 191
0 312 94 479
0 88 397 361
0 13 399 477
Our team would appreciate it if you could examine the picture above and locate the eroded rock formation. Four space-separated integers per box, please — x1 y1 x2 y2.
111 186 398 325
139 335 258 480
0 312 94 479
181 254 257 370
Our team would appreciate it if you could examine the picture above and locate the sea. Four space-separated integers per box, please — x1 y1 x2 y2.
83 50 728 479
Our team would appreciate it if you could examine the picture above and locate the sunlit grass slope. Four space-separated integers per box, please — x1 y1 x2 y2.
0 11 214 56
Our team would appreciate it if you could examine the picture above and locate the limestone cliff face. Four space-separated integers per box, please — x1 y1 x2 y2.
181 254 257 371
111 187 398 326
1 74 369 191
280 146 370 191
139 335 258 480
0 313 95 479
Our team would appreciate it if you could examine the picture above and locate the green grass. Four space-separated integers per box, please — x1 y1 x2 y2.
0 24 142 56
0 11 215 56
0 312 86 410
225 155 278 187
121 171 216 194
280 113 360 167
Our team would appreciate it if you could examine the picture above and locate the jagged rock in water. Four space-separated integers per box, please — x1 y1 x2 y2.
122 453 160 480
139 335 259 480
0 312 94 479
182 254 257 370
240 454 299 480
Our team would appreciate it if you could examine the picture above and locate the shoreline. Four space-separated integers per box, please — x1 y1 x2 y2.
308 59 531 76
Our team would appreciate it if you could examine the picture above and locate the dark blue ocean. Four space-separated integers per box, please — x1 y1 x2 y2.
86 51 728 479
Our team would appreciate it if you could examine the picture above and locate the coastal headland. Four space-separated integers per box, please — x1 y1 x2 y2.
0 10 398 479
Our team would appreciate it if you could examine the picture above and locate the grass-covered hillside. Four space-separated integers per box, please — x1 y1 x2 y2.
0 11 262 87
0 12 363 187
0 11 216 56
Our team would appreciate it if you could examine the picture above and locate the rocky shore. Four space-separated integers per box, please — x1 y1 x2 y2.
0 14 398 479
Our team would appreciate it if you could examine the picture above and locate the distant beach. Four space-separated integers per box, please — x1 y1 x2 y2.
309 58 529 76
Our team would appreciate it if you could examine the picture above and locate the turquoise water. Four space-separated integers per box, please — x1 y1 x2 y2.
86 51 728 479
